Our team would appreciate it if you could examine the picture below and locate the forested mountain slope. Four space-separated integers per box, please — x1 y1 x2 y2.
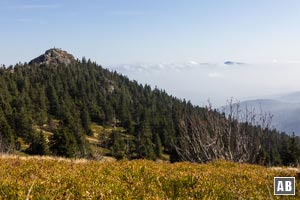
0 49 299 166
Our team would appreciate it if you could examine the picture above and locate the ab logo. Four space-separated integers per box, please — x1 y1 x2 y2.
274 177 295 195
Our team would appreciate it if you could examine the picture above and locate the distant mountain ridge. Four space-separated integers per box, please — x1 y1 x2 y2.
224 61 244 65
277 91 300 103
232 92 300 135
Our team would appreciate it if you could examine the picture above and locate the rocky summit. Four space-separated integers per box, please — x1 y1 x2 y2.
29 48 76 66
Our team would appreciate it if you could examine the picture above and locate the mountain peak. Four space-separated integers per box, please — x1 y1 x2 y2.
224 61 244 65
29 48 76 66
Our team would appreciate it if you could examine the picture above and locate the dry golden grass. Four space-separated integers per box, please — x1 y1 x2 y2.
0 155 299 199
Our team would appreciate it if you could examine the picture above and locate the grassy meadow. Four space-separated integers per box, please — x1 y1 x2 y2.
0 155 299 199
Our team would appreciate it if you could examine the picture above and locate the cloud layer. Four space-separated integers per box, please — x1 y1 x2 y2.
109 62 300 107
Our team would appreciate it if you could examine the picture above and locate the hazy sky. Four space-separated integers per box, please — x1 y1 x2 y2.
1 0 300 65
113 62 300 106
1 0 300 106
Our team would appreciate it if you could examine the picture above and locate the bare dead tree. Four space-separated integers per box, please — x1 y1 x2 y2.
174 100 273 163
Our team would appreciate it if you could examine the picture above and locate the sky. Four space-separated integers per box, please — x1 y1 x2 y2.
1 0 300 106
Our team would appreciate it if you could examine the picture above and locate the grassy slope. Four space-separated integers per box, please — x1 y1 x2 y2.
0 155 299 199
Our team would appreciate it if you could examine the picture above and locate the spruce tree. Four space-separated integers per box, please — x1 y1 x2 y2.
49 128 78 158
154 133 162 158
109 130 126 159
26 131 49 155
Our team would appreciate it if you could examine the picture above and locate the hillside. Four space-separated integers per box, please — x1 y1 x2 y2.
0 49 299 165
0 155 299 199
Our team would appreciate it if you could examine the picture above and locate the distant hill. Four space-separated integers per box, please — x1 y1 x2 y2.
224 61 244 65
277 91 300 103
228 92 300 135
0 49 298 166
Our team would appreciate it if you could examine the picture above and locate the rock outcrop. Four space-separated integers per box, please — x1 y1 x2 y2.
29 48 76 66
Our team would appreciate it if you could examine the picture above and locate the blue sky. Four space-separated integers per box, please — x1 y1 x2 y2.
1 0 300 66
1 0 300 105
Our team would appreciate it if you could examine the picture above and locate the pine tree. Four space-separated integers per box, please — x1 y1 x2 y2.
136 114 156 160
288 133 300 166
26 131 49 155
49 128 78 158
109 130 126 159
80 106 93 135
46 84 59 116
154 133 162 158
0 109 14 152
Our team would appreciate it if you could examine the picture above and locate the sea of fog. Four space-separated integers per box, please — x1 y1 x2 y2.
109 62 300 107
